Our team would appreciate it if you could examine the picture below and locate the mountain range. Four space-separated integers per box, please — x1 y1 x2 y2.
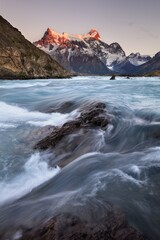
0 15 160 79
34 28 160 75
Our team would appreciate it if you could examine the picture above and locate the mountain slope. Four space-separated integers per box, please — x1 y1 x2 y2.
135 52 160 75
0 16 70 79
113 59 138 74
35 28 151 75
127 53 151 66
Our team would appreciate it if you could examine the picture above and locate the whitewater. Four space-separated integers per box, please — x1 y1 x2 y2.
0 76 160 239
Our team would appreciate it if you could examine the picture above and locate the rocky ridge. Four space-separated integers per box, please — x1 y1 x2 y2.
0 16 70 79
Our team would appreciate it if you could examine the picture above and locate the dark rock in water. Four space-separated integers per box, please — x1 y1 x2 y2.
45 128 103 168
110 75 116 80
35 102 109 150
80 102 106 122
19 207 147 240
25 125 57 143
91 115 108 128
34 120 80 150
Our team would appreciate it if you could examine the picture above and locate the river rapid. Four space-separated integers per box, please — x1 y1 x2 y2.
0 76 160 239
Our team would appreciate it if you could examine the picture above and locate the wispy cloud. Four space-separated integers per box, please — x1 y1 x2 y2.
128 22 159 39
140 26 159 39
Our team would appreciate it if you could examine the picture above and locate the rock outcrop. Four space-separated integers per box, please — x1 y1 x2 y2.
0 15 70 79
17 206 147 240
35 102 109 150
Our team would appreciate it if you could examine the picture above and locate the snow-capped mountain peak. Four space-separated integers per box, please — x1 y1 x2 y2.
34 28 151 75
87 29 101 40
127 52 151 66
35 28 101 47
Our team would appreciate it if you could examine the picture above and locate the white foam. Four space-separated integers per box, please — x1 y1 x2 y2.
0 101 49 122
134 117 147 125
130 165 141 175
0 81 51 89
0 123 17 129
110 169 143 185
0 101 78 128
94 130 106 150
141 147 160 163
106 124 114 135
0 153 60 205
28 109 79 127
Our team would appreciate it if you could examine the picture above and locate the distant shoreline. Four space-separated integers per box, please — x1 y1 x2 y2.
0 73 160 80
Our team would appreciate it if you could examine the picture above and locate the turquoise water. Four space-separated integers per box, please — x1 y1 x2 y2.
0 76 160 239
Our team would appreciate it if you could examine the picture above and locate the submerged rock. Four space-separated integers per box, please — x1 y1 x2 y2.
35 102 109 150
38 101 76 114
19 207 147 240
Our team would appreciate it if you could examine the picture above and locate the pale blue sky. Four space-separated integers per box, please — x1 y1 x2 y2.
1 0 160 55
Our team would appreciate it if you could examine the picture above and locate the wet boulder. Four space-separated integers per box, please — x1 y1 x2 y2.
35 102 109 150
20 207 147 240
